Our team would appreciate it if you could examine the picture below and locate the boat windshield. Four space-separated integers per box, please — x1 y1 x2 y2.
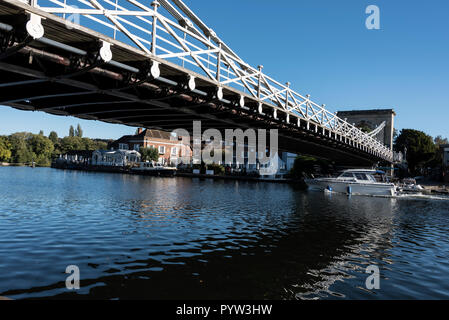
340 172 355 178
338 171 377 182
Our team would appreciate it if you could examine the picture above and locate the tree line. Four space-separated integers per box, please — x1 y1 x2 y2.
0 125 109 166
394 129 448 175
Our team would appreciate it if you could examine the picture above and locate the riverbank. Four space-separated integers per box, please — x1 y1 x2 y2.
51 162 301 184
0 162 50 167
176 172 295 184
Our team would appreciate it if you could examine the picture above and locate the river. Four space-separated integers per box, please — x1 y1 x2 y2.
0 166 448 299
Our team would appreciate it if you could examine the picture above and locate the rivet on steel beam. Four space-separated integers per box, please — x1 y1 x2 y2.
26 13 44 39
99 40 112 62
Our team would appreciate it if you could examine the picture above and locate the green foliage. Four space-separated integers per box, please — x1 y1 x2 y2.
75 124 83 138
3 126 110 166
48 131 58 144
207 163 225 175
289 155 331 179
28 134 54 164
394 129 436 175
357 124 373 133
434 135 449 146
140 147 159 162
0 136 12 162
290 156 319 178
69 126 75 137
8 132 35 164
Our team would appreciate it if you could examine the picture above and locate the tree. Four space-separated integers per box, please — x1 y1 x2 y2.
29 134 54 157
289 155 331 179
394 129 436 175
69 125 75 137
140 147 159 162
28 134 54 166
356 121 373 133
434 135 449 146
48 131 58 144
60 136 84 153
39 130 44 136
0 136 12 162
8 132 35 164
75 124 83 138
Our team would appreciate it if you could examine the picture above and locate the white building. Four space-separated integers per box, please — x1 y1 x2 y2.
92 150 141 167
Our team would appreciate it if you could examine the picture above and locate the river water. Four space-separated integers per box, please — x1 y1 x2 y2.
0 166 449 299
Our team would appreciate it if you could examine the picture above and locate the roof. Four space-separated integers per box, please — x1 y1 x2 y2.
336 109 396 116
143 129 173 140
112 129 176 145
341 169 378 173
63 150 94 156
94 149 141 155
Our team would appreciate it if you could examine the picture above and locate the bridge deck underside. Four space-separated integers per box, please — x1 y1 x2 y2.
0 1 385 166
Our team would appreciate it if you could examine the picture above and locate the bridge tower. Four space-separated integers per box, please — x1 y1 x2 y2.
336 109 396 151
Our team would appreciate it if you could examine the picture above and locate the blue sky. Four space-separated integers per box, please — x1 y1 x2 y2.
0 0 448 139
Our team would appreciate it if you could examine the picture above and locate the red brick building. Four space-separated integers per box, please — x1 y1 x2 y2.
109 128 192 165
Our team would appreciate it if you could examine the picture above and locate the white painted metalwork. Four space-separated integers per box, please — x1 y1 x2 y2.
23 0 392 160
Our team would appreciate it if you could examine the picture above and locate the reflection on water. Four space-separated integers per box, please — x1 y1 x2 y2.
0 167 449 299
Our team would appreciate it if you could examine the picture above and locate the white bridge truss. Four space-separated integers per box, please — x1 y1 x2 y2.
16 0 393 161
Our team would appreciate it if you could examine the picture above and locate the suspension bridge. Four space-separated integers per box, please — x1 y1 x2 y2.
0 0 394 166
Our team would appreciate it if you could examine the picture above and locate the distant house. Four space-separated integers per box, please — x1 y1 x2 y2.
92 150 141 167
109 128 192 166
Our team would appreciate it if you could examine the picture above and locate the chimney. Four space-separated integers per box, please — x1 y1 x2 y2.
137 127 143 135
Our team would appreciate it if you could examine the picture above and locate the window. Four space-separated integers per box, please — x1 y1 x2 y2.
119 143 128 150
159 146 165 154
354 173 368 180
133 144 140 151
341 172 354 178
171 147 177 156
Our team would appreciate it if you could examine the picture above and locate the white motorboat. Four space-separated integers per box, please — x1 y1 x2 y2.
304 169 396 196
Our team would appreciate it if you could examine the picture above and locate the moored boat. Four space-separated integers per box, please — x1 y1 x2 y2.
131 161 177 176
305 169 396 196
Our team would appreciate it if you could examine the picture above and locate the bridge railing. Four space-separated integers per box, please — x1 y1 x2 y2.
28 0 393 160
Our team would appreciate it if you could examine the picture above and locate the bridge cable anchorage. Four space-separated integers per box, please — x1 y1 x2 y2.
25 13 44 40
99 40 112 63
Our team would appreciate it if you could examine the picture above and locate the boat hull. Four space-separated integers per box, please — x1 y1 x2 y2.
305 178 396 196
